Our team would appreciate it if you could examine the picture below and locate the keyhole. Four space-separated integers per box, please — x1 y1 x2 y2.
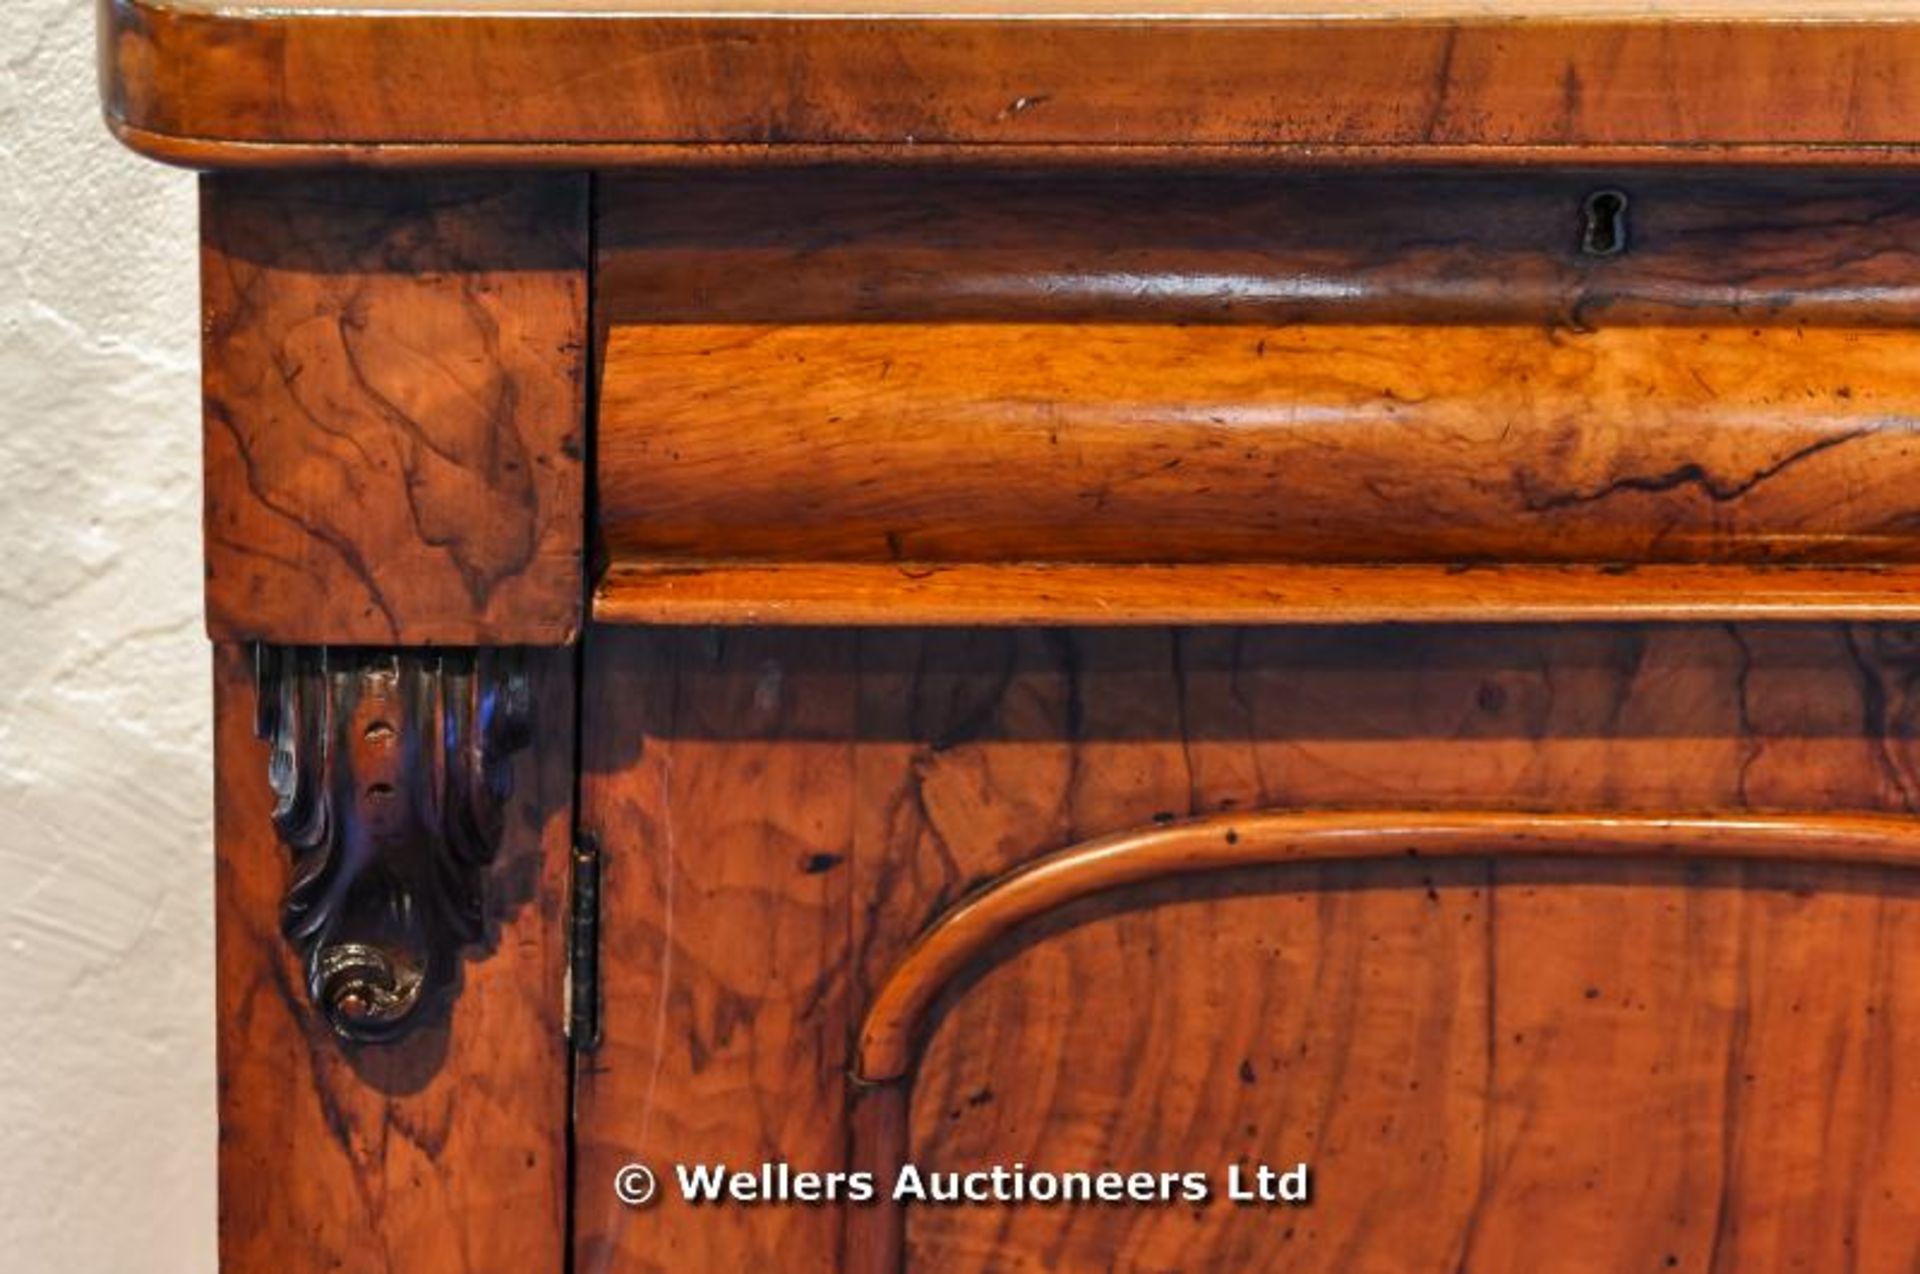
1581 189 1629 258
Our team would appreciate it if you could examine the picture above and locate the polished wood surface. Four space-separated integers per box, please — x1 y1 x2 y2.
254 647 534 1041
200 175 587 645
595 168 1920 625
576 630 857 1274
598 171 1920 327
577 623 1920 1273
857 808 1920 1081
594 561 1920 626
104 1 1920 167
898 859 1920 1272
214 644 575 1272
598 322 1918 567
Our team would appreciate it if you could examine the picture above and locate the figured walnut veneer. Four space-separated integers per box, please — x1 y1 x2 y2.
593 169 1920 625
598 321 1918 567
577 624 1920 1273
856 808 1920 1081
201 175 587 645
213 645 575 1274
100 1 1920 168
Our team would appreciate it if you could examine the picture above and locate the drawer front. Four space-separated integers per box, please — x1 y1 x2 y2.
600 320 1913 567
594 171 1920 600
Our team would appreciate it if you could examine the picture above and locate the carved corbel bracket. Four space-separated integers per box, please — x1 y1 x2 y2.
252 646 533 1043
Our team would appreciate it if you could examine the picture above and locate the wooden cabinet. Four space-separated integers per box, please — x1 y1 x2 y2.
101 4 1920 1270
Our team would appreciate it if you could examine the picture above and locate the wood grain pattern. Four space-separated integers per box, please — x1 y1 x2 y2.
598 171 1920 328
577 623 1920 1272
214 643 575 1273
201 174 586 645
856 808 1920 1081
595 562 1920 626
592 170 1920 625
898 864 1920 1271
102 2 1920 167
574 630 859 1274
596 322 1920 568
884 625 1920 1271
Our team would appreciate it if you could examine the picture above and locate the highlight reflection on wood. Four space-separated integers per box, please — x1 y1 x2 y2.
598 170 1920 328
597 323 1920 570
103 1 1920 167
595 560 1920 627
856 808 1920 1082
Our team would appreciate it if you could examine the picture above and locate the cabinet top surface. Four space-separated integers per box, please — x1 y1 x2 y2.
102 0 1920 167
124 1 1920 13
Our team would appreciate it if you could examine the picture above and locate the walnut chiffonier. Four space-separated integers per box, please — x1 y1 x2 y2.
99 3 1920 1270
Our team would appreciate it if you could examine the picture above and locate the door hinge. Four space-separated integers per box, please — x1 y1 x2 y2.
566 832 602 1051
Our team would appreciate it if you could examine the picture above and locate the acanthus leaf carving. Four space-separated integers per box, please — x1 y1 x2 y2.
253 645 533 1043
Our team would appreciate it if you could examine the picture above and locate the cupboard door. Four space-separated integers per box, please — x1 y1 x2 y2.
574 624 1920 1273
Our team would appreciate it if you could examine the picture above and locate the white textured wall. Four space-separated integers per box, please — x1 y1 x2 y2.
0 0 214 1270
